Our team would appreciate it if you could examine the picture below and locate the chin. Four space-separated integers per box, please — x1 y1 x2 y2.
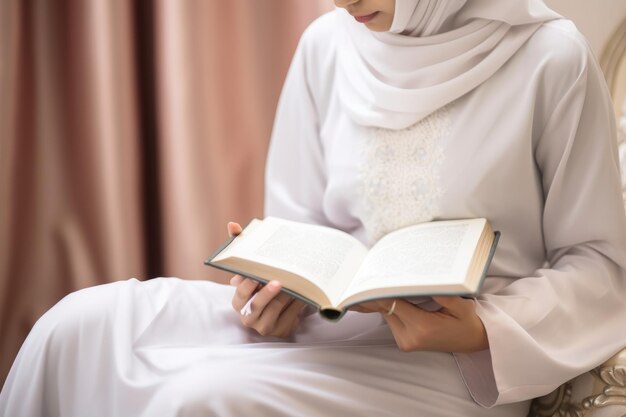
365 22 391 32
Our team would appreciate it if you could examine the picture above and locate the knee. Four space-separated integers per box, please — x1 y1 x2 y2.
32 280 132 355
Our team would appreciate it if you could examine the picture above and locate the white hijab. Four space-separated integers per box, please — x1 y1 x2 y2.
336 0 561 129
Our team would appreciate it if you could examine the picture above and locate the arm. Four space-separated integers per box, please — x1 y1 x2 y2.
454 43 626 407
356 31 626 408
263 30 328 226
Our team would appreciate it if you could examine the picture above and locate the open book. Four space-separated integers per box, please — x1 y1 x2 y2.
205 217 499 321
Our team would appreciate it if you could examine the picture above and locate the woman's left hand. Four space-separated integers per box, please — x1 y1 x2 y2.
353 297 488 353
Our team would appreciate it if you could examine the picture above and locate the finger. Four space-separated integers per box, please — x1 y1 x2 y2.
244 291 293 335
242 281 282 322
381 311 413 349
349 305 375 313
232 278 261 311
380 299 432 344
378 299 408 332
381 301 435 352
256 292 295 324
270 300 307 337
431 296 474 318
350 300 384 313
382 299 429 322
248 293 294 336
227 222 243 237
285 299 308 318
382 308 406 330
229 274 244 286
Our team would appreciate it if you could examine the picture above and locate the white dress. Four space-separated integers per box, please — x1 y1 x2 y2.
2 12 626 417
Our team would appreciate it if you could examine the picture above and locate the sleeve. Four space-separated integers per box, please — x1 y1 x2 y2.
263 33 330 226
454 43 626 407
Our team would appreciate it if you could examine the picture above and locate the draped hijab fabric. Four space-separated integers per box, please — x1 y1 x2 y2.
336 0 561 129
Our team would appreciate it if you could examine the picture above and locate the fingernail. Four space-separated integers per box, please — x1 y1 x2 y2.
268 281 281 292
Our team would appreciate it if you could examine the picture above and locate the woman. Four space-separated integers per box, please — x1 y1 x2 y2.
2 0 626 416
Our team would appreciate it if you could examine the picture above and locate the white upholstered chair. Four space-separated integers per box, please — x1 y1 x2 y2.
527 18 626 417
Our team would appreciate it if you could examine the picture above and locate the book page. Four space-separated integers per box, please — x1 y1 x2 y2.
343 220 484 298
226 218 367 304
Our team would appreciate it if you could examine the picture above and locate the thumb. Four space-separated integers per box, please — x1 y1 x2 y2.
227 222 243 237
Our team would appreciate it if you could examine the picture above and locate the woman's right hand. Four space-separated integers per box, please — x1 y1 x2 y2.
227 222 308 338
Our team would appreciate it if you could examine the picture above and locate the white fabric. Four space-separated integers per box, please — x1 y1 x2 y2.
0 278 530 416
266 12 626 407
3 5 626 417
337 0 561 129
389 0 466 35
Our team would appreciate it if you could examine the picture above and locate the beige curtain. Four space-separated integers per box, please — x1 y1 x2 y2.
0 0 332 386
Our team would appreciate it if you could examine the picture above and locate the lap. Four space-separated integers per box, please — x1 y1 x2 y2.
0 278 531 417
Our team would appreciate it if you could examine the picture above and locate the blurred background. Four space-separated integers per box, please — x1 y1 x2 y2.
1 0 625 387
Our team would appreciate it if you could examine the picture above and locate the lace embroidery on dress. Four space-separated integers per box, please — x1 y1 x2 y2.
359 106 452 244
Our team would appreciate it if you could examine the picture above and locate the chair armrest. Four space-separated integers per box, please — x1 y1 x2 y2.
528 348 626 417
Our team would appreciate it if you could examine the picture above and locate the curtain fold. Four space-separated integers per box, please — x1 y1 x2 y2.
155 0 331 280
0 0 332 386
